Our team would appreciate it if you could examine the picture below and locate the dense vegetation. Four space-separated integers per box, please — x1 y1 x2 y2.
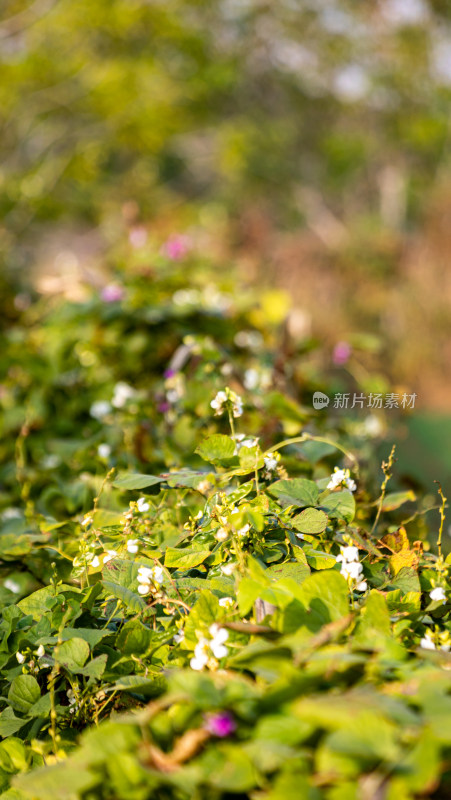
0 250 450 800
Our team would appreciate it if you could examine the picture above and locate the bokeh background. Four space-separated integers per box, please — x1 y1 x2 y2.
1 0 451 485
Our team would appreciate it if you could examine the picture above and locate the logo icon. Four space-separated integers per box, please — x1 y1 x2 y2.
313 391 330 410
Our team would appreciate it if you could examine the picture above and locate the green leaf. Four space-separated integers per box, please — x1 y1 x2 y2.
195 434 235 464
164 548 210 569
112 473 164 490
55 638 90 672
112 674 166 695
102 581 146 614
380 490 416 511
319 491 355 523
8 676 40 714
17 585 80 621
269 479 320 508
292 508 328 534
295 571 349 629
116 620 152 656
303 545 337 570
0 709 27 739
266 561 310 585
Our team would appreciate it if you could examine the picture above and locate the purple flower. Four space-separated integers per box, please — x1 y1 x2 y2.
101 284 124 303
333 341 351 366
164 368 176 379
162 235 190 261
204 711 236 738
157 401 171 413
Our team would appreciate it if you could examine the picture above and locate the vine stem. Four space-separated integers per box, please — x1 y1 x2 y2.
434 481 447 561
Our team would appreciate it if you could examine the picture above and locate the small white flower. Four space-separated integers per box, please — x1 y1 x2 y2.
337 546 359 563
127 539 139 554
209 624 229 659
327 467 356 492
90 401 112 420
137 497 150 513
190 638 209 671
264 455 278 472
151 566 164 585
103 549 118 564
90 556 100 569
420 631 436 650
210 388 243 418
81 515 93 527
173 629 185 644
340 561 363 581
221 562 237 576
215 527 228 542
112 382 135 409
4 578 20 594
211 390 227 414
97 444 111 459
430 587 447 604
137 566 153 583
137 584 150 596
355 580 367 592
16 652 26 664
36 645 45 658
237 523 250 538
219 597 233 608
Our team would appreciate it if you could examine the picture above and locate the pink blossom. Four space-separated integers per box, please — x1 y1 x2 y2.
162 235 190 260
333 341 351 366
204 711 236 738
101 284 124 303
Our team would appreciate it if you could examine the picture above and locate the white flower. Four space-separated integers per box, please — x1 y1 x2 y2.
151 566 164 585
90 401 112 420
328 468 346 489
355 580 367 592
137 565 164 594
173 629 185 644
221 562 237 576
420 631 436 650
16 652 26 664
219 597 233 608
430 587 447 604
4 578 20 593
127 539 139 554
112 382 135 409
327 467 357 492
215 527 228 542
336 546 359 563
190 638 209 671
210 388 243 418
90 556 100 569
137 566 153 583
211 390 227 414
264 455 278 472
81 515 93 527
340 561 363 581
36 645 45 658
97 444 111 459
137 497 150 513
103 549 118 564
209 624 229 659
237 524 250 538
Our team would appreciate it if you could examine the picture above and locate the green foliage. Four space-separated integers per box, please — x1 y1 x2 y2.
0 247 450 799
